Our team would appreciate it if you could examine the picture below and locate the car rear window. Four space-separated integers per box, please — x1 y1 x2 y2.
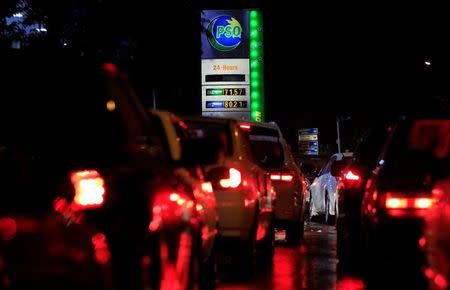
184 121 233 156
354 126 390 169
382 119 450 184
242 126 285 169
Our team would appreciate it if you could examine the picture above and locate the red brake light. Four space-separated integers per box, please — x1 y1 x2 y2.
341 169 362 189
385 197 408 209
70 170 105 210
384 192 434 211
201 182 213 193
270 172 294 182
219 168 242 188
281 174 294 182
270 174 281 181
344 170 360 181
415 198 433 209
102 62 118 76
0 217 17 241
239 123 251 130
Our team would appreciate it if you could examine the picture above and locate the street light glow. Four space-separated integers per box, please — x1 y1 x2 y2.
425 60 431 66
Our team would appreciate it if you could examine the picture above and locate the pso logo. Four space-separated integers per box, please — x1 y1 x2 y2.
207 16 242 52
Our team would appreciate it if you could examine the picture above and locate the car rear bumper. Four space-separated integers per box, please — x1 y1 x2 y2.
273 183 301 222
367 217 425 258
214 188 257 240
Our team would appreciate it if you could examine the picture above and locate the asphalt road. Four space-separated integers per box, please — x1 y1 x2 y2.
216 222 366 290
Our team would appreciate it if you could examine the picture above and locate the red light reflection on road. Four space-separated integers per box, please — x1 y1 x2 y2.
337 277 366 290
272 247 297 290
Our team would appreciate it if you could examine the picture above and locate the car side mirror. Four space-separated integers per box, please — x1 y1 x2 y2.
330 160 347 177
179 136 221 167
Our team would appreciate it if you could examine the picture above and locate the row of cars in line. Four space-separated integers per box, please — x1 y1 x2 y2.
0 54 309 289
307 116 449 289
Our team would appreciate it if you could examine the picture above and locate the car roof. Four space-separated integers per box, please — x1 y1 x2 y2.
183 115 236 125
331 152 354 159
239 120 281 130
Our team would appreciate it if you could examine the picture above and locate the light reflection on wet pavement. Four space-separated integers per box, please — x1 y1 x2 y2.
216 222 366 290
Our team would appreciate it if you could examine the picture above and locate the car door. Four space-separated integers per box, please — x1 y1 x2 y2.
310 156 335 215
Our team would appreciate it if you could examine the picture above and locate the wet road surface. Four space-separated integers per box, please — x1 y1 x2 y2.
216 222 366 290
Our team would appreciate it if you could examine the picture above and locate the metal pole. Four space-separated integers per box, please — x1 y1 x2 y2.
336 117 341 153
152 88 157 109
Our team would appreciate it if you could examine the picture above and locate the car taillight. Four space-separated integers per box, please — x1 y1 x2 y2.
149 192 197 232
384 192 434 217
341 169 362 189
270 173 294 182
70 170 106 210
239 123 251 130
219 168 242 188
201 182 213 193
344 170 360 181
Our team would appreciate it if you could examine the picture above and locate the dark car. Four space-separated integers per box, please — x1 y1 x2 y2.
423 175 450 290
239 121 308 245
360 117 450 286
335 124 390 265
0 54 218 290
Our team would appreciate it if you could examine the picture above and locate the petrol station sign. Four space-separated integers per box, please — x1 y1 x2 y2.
201 9 264 121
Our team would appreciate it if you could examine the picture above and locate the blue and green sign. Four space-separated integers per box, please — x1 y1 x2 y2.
207 16 242 52
201 9 264 122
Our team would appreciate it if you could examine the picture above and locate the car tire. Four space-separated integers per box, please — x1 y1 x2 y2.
304 200 311 222
241 236 256 279
323 191 330 224
199 239 217 290
286 221 304 245
236 214 257 279
257 221 275 263
336 214 347 262
327 204 337 226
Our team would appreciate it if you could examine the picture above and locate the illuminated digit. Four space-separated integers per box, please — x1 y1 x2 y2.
233 101 237 108
224 101 228 108
234 89 238 95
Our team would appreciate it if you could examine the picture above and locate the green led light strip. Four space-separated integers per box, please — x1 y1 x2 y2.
249 10 264 122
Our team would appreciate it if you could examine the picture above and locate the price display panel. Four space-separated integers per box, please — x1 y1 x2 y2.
206 101 248 109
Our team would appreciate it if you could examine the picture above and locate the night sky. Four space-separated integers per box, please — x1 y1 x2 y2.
139 1 449 153
4 1 448 154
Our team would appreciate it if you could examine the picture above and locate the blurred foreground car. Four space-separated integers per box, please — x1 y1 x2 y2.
335 125 390 262
184 116 276 270
310 152 353 224
361 118 449 281
149 109 219 289
424 177 450 290
0 55 219 290
239 121 307 244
